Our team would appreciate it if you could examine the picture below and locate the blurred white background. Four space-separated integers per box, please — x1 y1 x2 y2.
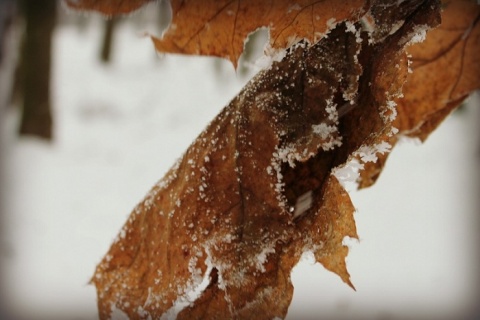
1 2 479 319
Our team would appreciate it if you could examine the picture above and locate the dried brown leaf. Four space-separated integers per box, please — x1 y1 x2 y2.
91 1 444 319
396 0 480 138
359 0 480 188
152 0 368 68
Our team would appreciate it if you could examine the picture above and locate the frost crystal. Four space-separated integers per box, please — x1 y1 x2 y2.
356 142 391 163
312 123 336 140
400 24 429 47
332 159 364 189
256 245 276 272
326 18 337 30
270 151 288 209
333 141 392 189
159 250 213 320
256 45 288 70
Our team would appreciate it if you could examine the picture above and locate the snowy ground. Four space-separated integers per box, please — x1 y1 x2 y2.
1 12 479 320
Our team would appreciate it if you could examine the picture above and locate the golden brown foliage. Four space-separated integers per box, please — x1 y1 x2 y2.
397 0 480 139
360 0 480 188
151 0 367 68
64 0 480 319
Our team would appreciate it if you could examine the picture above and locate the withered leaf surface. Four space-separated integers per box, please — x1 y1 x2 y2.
396 0 480 139
152 0 368 68
359 0 480 188
90 1 446 319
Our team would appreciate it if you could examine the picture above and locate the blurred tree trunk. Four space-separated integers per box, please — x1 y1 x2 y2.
100 18 117 63
0 0 18 110
18 0 56 140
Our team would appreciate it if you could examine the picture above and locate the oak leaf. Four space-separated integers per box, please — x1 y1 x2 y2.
87 1 448 319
